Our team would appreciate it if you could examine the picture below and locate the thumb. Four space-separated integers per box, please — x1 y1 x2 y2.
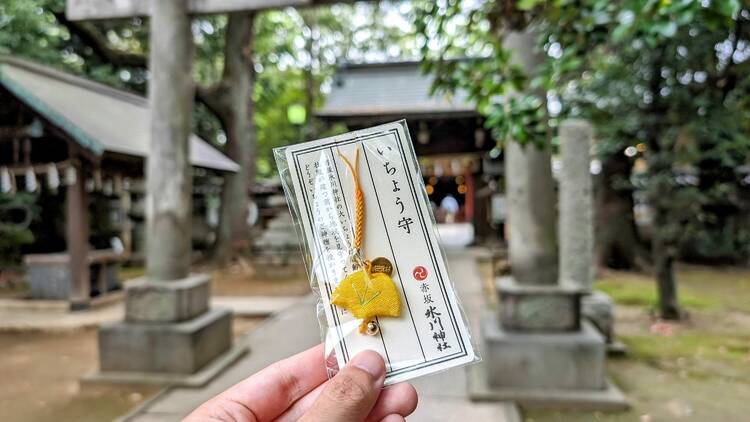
299 350 385 422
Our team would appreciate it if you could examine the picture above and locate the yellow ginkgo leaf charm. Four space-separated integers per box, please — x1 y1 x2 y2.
333 147 402 335
332 268 401 335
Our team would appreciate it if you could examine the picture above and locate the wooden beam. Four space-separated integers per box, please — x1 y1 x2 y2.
66 161 90 309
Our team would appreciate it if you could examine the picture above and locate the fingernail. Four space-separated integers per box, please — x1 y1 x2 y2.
350 350 385 380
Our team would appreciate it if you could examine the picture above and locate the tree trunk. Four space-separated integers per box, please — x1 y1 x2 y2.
652 203 680 319
595 149 648 269
647 148 681 319
644 51 681 320
212 12 257 262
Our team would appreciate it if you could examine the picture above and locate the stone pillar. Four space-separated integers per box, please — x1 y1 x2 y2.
502 29 558 286
559 119 594 291
504 141 558 285
146 0 194 281
97 1 234 382
476 31 618 405
557 120 620 349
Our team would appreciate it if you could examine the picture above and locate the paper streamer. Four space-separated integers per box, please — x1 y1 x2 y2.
1 167 11 194
25 167 38 193
47 163 60 190
65 166 77 186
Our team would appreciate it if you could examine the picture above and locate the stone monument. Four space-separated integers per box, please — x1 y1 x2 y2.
561 122 621 352
252 208 306 278
472 116 627 408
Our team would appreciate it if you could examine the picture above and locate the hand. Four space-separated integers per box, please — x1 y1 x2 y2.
184 344 418 422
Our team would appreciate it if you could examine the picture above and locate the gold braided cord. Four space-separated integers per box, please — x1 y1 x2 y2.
337 148 365 251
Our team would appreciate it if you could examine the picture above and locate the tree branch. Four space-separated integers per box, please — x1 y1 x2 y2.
52 11 239 124
53 12 147 68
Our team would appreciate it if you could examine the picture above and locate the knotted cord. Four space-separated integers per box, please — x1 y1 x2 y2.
337 147 378 334
337 148 365 253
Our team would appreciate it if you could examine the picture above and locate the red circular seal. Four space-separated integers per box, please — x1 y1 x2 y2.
412 266 428 281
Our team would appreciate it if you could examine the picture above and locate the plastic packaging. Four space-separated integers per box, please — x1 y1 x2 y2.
275 120 480 385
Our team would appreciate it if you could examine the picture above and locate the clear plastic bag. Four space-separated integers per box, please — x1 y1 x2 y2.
275 120 479 385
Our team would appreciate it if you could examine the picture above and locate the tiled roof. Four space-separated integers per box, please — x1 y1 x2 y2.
0 56 239 172
317 61 476 118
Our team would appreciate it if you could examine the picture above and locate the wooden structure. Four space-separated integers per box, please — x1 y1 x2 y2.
0 56 238 308
317 61 501 243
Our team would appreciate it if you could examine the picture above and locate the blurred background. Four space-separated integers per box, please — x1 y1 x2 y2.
1 1 749 421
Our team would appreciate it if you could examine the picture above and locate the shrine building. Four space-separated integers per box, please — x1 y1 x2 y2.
0 56 238 308
317 61 503 245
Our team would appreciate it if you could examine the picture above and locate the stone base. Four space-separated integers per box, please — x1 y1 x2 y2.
125 274 209 322
497 277 584 332
582 291 614 341
482 313 606 390
472 312 628 411
98 308 231 374
467 361 628 411
581 291 629 356
84 341 248 387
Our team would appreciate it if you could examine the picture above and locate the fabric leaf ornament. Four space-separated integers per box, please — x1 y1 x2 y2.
332 267 401 320
333 148 401 335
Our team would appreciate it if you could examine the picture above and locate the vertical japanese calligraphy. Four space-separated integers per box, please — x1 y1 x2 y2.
279 121 476 385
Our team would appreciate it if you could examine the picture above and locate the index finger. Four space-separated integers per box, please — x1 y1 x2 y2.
211 343 329 421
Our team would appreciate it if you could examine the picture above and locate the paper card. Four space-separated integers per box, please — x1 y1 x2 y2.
280 120 476 385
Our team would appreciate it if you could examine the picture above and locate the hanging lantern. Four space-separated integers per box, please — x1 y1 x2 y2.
47 163 60 190
451 159 462 175
25 167 38 192
417 121 430 145
474 127 486 148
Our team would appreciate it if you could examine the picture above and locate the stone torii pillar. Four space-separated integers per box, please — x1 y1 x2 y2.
146 0 195 281
96 1 233 382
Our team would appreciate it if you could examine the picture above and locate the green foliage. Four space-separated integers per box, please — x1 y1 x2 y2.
415 1 549 148
0 193 39 269
417 0 750 262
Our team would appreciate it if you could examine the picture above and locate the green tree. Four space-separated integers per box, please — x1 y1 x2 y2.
1 0 417 263
416 0 750 319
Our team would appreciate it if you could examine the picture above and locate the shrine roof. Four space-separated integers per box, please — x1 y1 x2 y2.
0 56 239 172
317 61 477 119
